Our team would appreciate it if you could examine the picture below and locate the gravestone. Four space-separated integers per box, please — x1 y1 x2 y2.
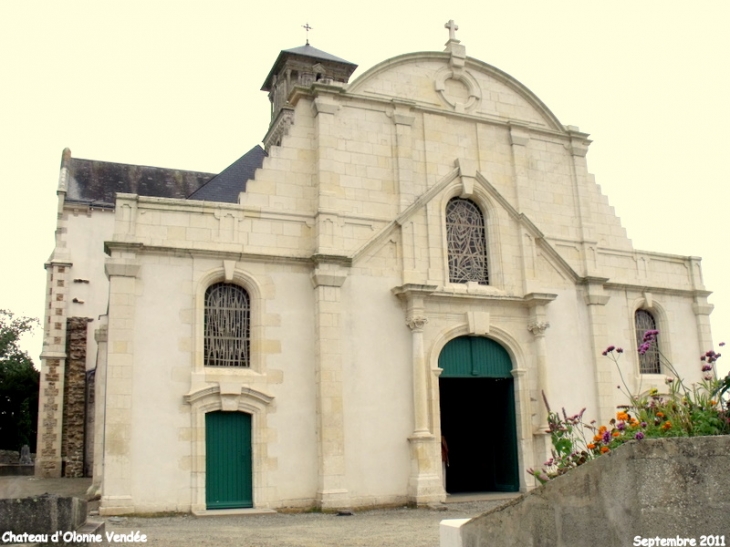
19 445 32 465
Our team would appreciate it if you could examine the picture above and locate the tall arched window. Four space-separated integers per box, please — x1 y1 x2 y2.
446 197 489 285
204 282 250 367
635 309 660 374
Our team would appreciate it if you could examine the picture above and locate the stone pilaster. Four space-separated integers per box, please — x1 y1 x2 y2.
393 284 442 505
566 128 598 277
99 255 140 515
524 293 555 430
688 256 714 356
88 318 108 499
583 278 613 425
391 100 416 213
510 367 534 490
509 125 531 214
311 260 351 511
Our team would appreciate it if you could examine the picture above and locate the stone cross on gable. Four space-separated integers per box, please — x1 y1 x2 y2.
445 20 459 42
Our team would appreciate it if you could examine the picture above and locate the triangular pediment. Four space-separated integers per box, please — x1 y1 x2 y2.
350 159 580 285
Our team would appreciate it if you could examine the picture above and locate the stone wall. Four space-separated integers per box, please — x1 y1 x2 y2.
446 437 730 547
61 318 90 478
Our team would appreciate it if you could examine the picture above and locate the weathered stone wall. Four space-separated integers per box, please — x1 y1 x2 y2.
452 437 730 547
61 318 90 478
0 450 20 464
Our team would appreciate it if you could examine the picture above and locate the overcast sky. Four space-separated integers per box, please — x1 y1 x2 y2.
1 1 728 376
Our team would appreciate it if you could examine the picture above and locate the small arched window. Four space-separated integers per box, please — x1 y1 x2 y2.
204 283 250 367
446 197 489 285
635 309 660 374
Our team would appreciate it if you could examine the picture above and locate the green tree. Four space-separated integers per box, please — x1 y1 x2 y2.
0 310 40 453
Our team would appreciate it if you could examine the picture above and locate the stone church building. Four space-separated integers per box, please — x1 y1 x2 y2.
36 23 714 514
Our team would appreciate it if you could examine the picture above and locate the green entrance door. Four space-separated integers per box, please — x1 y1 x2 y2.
439 336 519 493
205 411 253 509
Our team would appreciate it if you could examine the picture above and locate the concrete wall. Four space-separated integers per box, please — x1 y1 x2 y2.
447 437 730 547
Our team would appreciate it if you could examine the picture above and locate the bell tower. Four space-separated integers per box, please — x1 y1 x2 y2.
261 44 357 150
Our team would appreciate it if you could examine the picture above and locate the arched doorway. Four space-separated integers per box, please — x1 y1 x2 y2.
205 411 253 509
439 336 519 493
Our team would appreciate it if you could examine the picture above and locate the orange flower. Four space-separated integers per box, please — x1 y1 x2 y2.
662 421 672 430
616 412 629 421
600 446 610 454
656 412 665 418
612 431 620 437
593 434 602 442
598 425 607 434
587 443 596 450
630 418 639 425
710 400 717 406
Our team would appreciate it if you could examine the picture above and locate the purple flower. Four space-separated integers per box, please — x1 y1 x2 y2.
616 348 624 353
640 422 647 428
602 431 611 443
607 345 615 352
635 431 645 440
617 422 626 431
702 364 713 372
720 342 726 347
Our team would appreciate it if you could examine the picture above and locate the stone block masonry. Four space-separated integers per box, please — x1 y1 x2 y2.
61 317 91 478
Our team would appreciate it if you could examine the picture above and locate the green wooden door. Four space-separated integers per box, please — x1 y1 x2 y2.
439 336 519 492
205 411 253 509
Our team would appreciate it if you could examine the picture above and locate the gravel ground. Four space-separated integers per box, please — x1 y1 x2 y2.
1 477 515 547
103 499 510 547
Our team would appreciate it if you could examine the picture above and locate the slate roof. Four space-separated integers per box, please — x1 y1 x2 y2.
262 44 357 91
187 145 267 204
282 44 355 65
66 155 215 208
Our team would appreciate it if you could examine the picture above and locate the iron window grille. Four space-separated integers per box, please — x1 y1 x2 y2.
446 197 489 285
204 282 250 367
635 309 661 374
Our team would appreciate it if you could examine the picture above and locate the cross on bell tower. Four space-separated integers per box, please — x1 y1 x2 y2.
302 23 313 45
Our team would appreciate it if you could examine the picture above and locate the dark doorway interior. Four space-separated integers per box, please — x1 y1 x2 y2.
440 377 519 493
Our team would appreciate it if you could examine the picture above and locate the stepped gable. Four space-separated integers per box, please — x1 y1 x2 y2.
187 145 267 204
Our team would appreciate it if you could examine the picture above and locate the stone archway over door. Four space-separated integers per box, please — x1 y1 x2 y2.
439 336 519 493
205 411 253 509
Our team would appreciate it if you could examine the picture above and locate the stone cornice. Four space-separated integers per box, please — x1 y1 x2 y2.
392 284 439 301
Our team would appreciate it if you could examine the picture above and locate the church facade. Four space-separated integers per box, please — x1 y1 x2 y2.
36 24 714 514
